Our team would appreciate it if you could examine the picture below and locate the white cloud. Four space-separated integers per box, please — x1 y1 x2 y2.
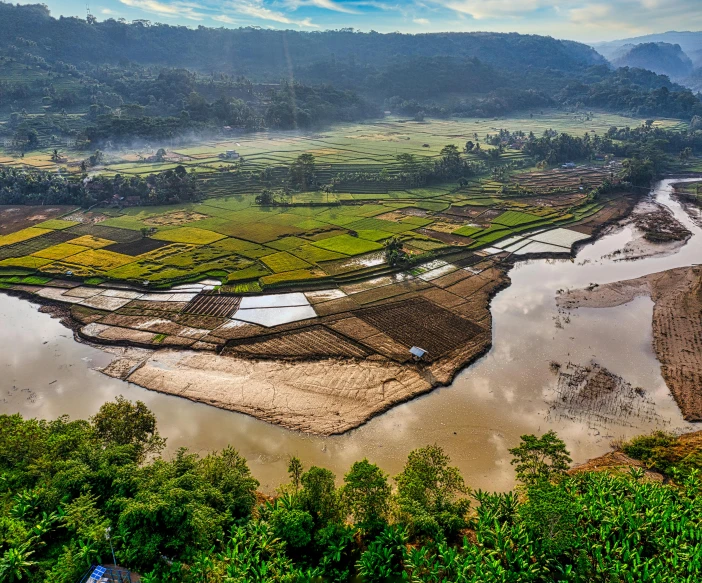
229 0 319 27
569 3 611 25
286 0 358 14
439 0 548 20
119 0 206 20
413 17 430 24
212 14 237 24
101 8 115 14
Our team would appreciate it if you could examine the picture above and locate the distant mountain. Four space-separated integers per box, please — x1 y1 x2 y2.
594 31 702 66
0 2 606 77
0 2 699 121
611 43 694 80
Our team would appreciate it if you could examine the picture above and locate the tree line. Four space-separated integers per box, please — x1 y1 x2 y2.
0 397 700 582
0 165 201 207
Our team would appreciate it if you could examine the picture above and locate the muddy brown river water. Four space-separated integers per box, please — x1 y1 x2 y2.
1 178 700 492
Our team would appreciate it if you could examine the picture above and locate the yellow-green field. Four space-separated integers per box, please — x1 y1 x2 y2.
0 110 666 289
0 162 617 289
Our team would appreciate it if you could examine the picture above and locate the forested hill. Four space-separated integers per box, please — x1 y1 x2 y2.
612 43 695 79
0 1 701 135
0 2 605 76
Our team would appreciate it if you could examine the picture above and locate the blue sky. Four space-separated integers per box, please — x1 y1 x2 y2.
27 0 700 42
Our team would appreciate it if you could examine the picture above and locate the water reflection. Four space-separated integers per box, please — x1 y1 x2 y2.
0 179 699 492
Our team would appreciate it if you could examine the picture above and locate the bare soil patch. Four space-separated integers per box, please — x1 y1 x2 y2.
418 228 470 245
66 224 141 243
0 205 75 235
633 202 690 243
144 211 209 226
63 211 109 224
106 350 433 435
569 194 636 236
442 206 487 218
547 361 664 431
224 325 370 360
353 297 483 362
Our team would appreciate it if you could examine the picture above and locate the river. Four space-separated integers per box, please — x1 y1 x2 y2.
1 178 699 491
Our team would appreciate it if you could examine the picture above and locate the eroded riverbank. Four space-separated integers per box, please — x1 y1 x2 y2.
558 265 702 421
1 177 699 491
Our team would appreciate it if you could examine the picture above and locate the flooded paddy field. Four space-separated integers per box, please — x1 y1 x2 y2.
0 178 699 492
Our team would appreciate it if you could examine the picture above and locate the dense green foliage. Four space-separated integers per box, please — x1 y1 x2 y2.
0 1 700 151
1 400 701 582
0 164 201 206
0 4 604 75
622 431 702 479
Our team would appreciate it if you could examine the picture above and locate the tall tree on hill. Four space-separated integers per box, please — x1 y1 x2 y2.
290 153 317 191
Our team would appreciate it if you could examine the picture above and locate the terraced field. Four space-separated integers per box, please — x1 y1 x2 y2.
1 109 655 292
0 109 680 179
0 160 627 289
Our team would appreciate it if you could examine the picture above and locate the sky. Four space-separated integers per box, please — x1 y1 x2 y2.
26 0 701 43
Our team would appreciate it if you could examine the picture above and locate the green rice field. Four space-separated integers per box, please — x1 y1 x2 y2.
0 110 659 289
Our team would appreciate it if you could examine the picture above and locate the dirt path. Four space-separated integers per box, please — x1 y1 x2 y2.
558 266 702 421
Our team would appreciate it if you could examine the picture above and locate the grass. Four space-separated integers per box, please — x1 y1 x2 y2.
32 243 89 260
153 227 226 245
261 268 327 286
0 256 53 268
0 227 52 246
227 264 271 282
99 216 153 231
65 249 136 271
346 217 414 234
492 210 546 227
67 235 115 249
453 225 483 238
289 245 346 263
34 219 80 230
312 235 384 256
355 229 394 242
261 251 312 273
266 236 310 251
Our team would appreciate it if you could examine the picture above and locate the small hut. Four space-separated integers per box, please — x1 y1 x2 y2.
410 346 427 361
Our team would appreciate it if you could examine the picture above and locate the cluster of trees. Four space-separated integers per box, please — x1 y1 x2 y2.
518 124 701 181
249 123 700 204
257 147 487 204
81 78 378 145
0 165 201 206
0 167 85 205
1 398 700 582
265 82 379 130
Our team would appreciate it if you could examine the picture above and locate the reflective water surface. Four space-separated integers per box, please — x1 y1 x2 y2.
1 179 699 491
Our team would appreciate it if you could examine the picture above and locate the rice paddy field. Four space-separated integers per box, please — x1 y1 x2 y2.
0 110 659 290
0 164 625 290
0 109 684 177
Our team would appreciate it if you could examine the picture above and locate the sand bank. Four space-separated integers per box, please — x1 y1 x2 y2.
558 266 702 421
